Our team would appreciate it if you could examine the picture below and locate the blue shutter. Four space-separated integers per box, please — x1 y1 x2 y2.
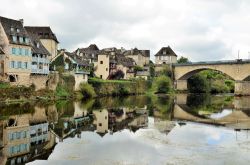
14 61 18 68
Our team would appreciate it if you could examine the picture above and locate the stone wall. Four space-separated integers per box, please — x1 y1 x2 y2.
235 81 250 96
30 74 49 91
74 73 88 90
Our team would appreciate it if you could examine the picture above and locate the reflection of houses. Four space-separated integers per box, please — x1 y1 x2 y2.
153 118 175 135
93 109 109 136
1 106 56 165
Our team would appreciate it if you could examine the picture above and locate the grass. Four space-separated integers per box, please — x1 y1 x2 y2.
88 77 132 83
0 82 10 89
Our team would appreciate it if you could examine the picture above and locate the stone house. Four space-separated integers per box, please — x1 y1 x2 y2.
155 46 177 65
0 16 32 86
24 26 59 60
94 53 110 79
74 44 99 63
25 29 51 90
0 47 5 80
51 50 90 90
124 48 150 67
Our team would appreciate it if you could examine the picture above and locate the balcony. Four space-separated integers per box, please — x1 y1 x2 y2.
31 65 49 74
32 57 50 64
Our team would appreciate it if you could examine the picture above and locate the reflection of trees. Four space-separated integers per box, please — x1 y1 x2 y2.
186 94 234 114
55 100 74 117
150 95 174 119
0 103 35 119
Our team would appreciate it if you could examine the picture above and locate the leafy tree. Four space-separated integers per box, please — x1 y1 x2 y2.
153 75 172 94
188 74 210 93
177 56 190 64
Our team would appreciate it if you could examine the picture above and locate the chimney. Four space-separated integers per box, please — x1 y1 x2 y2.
19 19 24 25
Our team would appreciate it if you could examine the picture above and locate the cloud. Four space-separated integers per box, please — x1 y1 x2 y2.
1 0 250 61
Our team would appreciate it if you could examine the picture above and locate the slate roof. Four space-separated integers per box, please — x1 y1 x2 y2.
24 26 59 43
75 44 100 59
25 29 51 56
116 54 135 67
124 48 150 57
0 16 31 46
64 52 90 66
155 46 177 56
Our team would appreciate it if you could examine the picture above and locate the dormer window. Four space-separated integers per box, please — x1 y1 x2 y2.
36 42 40 48
16 28 20 33
11 27 14 32
163 50 166 55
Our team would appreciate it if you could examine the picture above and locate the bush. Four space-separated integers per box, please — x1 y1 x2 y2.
153 76 172 94
77 83 96 99
188 74 209 93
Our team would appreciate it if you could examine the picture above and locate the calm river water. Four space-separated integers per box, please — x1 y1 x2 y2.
1 94 250 165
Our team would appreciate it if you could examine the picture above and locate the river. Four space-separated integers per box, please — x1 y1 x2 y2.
0 94 250 165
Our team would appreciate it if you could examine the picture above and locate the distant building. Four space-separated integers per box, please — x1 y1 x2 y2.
124 48 150 67
75 44 99 63
24 26 59 60
51 50 90 90
155 46 177 65
0 16 32 86
94 53 110 79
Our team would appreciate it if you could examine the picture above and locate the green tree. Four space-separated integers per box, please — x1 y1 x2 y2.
153 75 172 94
177 56 190 64
188 74 210 93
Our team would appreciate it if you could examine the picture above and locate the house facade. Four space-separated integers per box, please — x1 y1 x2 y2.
94 54 110 79
24 26 59 60
0 16 32 86
75 44 99 63
155 46 177 65
51 50 90 90
124 48 150 67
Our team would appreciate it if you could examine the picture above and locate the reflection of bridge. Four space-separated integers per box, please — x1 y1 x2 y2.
173 94 250 129
173 59 250 95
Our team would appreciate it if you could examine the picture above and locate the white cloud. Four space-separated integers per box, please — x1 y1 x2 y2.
1 0 250 61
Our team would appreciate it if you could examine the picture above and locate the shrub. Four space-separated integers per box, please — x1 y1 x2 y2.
153 75 172 94
77 83 96 99
188 74 209 93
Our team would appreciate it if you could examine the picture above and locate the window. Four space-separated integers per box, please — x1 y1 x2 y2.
36 42 40 48
16 28 20 33
106 68 108 71
19 48 22 55
19 37 23 43
12 36 17 42
24 38 29 44
99 123 102 126
22 49 25 55
11 27 14 32
18 61 22 68
100 75 102 79
10 61 15 68
100 61 103 64
163 50 166 54
12 48 16 55
25 49 29 56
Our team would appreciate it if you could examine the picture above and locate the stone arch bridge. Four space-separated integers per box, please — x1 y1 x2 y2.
173 59 250 95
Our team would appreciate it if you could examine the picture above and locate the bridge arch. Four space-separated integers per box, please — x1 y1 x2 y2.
177 68 235 80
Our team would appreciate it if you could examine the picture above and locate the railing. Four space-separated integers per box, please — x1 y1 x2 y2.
31 66 49 74
32 57 50 64
174 59 250 66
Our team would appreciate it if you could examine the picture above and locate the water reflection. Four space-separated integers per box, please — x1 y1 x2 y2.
0 95 250 164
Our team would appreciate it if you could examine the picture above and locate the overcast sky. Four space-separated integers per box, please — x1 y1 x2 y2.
1 0 250 61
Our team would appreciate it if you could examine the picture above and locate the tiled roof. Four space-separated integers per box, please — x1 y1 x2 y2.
24 26 59 43
0 16 31 46
25 28 51 56
124 48 150 57
116 54 135 67
155 46 177 56
75 44 100 59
